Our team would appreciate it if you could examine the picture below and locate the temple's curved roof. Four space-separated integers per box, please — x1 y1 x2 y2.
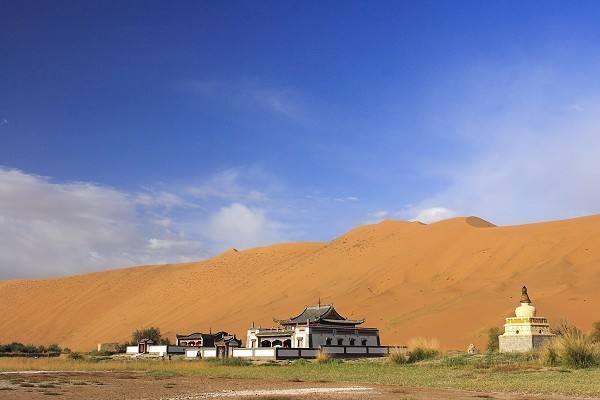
275 304 365 326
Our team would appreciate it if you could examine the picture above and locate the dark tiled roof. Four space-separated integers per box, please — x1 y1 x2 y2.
176 332 208 340
276 305 364 326
215 335 241 347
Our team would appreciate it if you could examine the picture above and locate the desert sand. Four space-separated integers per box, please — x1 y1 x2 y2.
1 215 599 351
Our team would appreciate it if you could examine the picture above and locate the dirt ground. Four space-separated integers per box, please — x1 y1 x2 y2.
0 371 597 400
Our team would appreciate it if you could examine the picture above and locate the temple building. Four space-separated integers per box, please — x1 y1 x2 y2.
176 331 241 357
498 286 554 353
127 331 240 357
176 331 241 348
246 304 380 349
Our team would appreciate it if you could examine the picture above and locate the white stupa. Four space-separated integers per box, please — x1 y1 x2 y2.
498 286 554 353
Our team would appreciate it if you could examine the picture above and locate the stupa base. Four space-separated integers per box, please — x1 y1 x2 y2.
499 334 554 353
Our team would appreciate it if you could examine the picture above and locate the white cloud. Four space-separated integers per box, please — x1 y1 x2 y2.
0 168 142 278
333 196 359 202
147 238 200 251
0 168 290 278
0 169 205 278
134 191 187 208
206 203 284 250
409 207 456 224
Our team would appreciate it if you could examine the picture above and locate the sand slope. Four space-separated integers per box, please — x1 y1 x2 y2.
1 215 600 351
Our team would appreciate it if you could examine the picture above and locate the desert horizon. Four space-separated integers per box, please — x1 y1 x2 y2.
2 213 599 352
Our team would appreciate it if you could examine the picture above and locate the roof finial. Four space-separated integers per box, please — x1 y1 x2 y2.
520 286 532 304
318 296 321 308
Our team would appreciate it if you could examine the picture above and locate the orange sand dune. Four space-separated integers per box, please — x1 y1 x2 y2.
1 215 600 351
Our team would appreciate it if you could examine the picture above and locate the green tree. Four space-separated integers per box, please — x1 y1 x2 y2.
131 327 162 344
487 327 502 352
47 344 62 353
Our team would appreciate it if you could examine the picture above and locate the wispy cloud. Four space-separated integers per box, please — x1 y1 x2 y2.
305 194 359 203
185 168 269 202
369 210 388 219
182 78 307 120
407 62 600 225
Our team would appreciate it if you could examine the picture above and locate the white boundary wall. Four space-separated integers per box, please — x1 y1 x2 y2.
128 344 405 360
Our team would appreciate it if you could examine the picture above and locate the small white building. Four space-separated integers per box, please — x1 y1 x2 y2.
499 286 554 353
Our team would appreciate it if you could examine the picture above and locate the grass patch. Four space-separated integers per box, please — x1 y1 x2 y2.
2 356 600 397
205 357 251 366
540 331 600 368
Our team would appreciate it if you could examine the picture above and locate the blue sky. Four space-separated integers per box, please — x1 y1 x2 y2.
2 1 600 278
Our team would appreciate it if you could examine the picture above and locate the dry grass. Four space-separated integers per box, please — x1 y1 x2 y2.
388 349 408 364
540 332 600 368
404 337 440 363
407 337 440 351
315 352 331 364
0 357 210 373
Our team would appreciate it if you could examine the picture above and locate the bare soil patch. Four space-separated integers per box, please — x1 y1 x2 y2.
0 371 595 400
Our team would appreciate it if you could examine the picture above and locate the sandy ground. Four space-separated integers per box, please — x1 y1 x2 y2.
2 214 600 350
0 371 597 400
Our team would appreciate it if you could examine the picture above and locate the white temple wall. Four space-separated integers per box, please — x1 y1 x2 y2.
246 329 259 348
292 326 310 348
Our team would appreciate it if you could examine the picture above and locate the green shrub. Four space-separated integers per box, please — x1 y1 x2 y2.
560 333 599 368
90 350 114 356
487 327 502 352
68 352 84 360
407 347 439 363
47 344 61 353
542 331 600 369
